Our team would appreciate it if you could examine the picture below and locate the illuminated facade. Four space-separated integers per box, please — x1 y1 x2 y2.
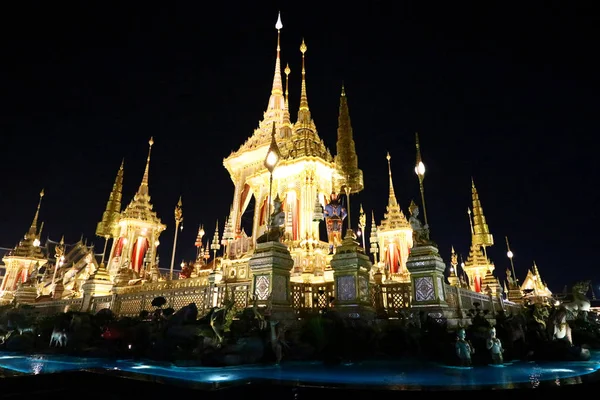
374 153 413 283
106 138 166 279
520 262 552 300
221 14 363 284
0 190 47 302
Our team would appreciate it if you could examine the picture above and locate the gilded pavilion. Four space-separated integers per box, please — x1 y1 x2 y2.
0 13 562 316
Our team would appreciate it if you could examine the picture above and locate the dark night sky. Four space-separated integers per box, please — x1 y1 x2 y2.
0 2 598 292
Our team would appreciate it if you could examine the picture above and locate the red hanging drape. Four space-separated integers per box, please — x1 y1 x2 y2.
131 237 149 273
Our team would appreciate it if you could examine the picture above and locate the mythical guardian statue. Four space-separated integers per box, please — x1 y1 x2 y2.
257 195 286 244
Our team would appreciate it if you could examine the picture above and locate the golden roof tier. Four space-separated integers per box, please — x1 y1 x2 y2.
224 13 294 171
121 137 163 226
521 261 552 299
288 39 332 162
333 85 363 194
96 160 124 239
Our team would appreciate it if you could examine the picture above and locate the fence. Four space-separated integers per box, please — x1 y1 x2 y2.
25 279 521 323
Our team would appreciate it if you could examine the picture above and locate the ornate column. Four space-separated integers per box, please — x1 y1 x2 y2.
330 231 375 320
248 240 294 320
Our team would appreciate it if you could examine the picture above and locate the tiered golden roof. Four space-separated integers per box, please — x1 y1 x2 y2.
121 138 164 228
96 160 124 239
228 13 292 158
10 190 45 259
378 153 409 231
288 38 332 162
471 178 494 247
333 85 363 193
464 241 493 269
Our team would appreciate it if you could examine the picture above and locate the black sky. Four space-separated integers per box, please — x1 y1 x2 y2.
0 1 598 292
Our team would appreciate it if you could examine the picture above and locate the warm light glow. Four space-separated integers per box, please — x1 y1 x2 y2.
199 227 205 237
154 240 160 247
33 238 40 247
275 12 283 30
265 151 279 168
122 238 128 245
180 262 185 268
415 161 425 176
507 250 513 258
141 228 148 235
461 262 465 268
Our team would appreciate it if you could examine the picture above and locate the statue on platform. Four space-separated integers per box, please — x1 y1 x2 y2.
486 326 504 364
455 327 474 366
324 191 347 251
408 200 432 246
256 194 286 244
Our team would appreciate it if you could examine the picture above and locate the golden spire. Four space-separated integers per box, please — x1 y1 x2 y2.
297 38 312 124
28 189 44 237
386 152 398 207
137 137 154 197
265 11 285 113
334 84 364 193
96 160 124 239
284 63 291 110
470 178 494 247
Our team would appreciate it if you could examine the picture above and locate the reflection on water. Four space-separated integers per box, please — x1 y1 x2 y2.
0 351 599 390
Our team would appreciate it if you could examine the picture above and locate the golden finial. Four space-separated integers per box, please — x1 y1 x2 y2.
28 189 45 237
385 152 397 205
275 11 283 30
298 38 311 119
341 82 346 97
137 137 154 196
284 62 290 110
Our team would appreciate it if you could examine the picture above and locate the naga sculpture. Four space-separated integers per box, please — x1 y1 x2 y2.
209 299 236 346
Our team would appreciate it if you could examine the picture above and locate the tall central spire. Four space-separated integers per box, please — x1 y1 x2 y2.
137 137 154 197
471 178 494 248
386 152 398 207
267 12 285 111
